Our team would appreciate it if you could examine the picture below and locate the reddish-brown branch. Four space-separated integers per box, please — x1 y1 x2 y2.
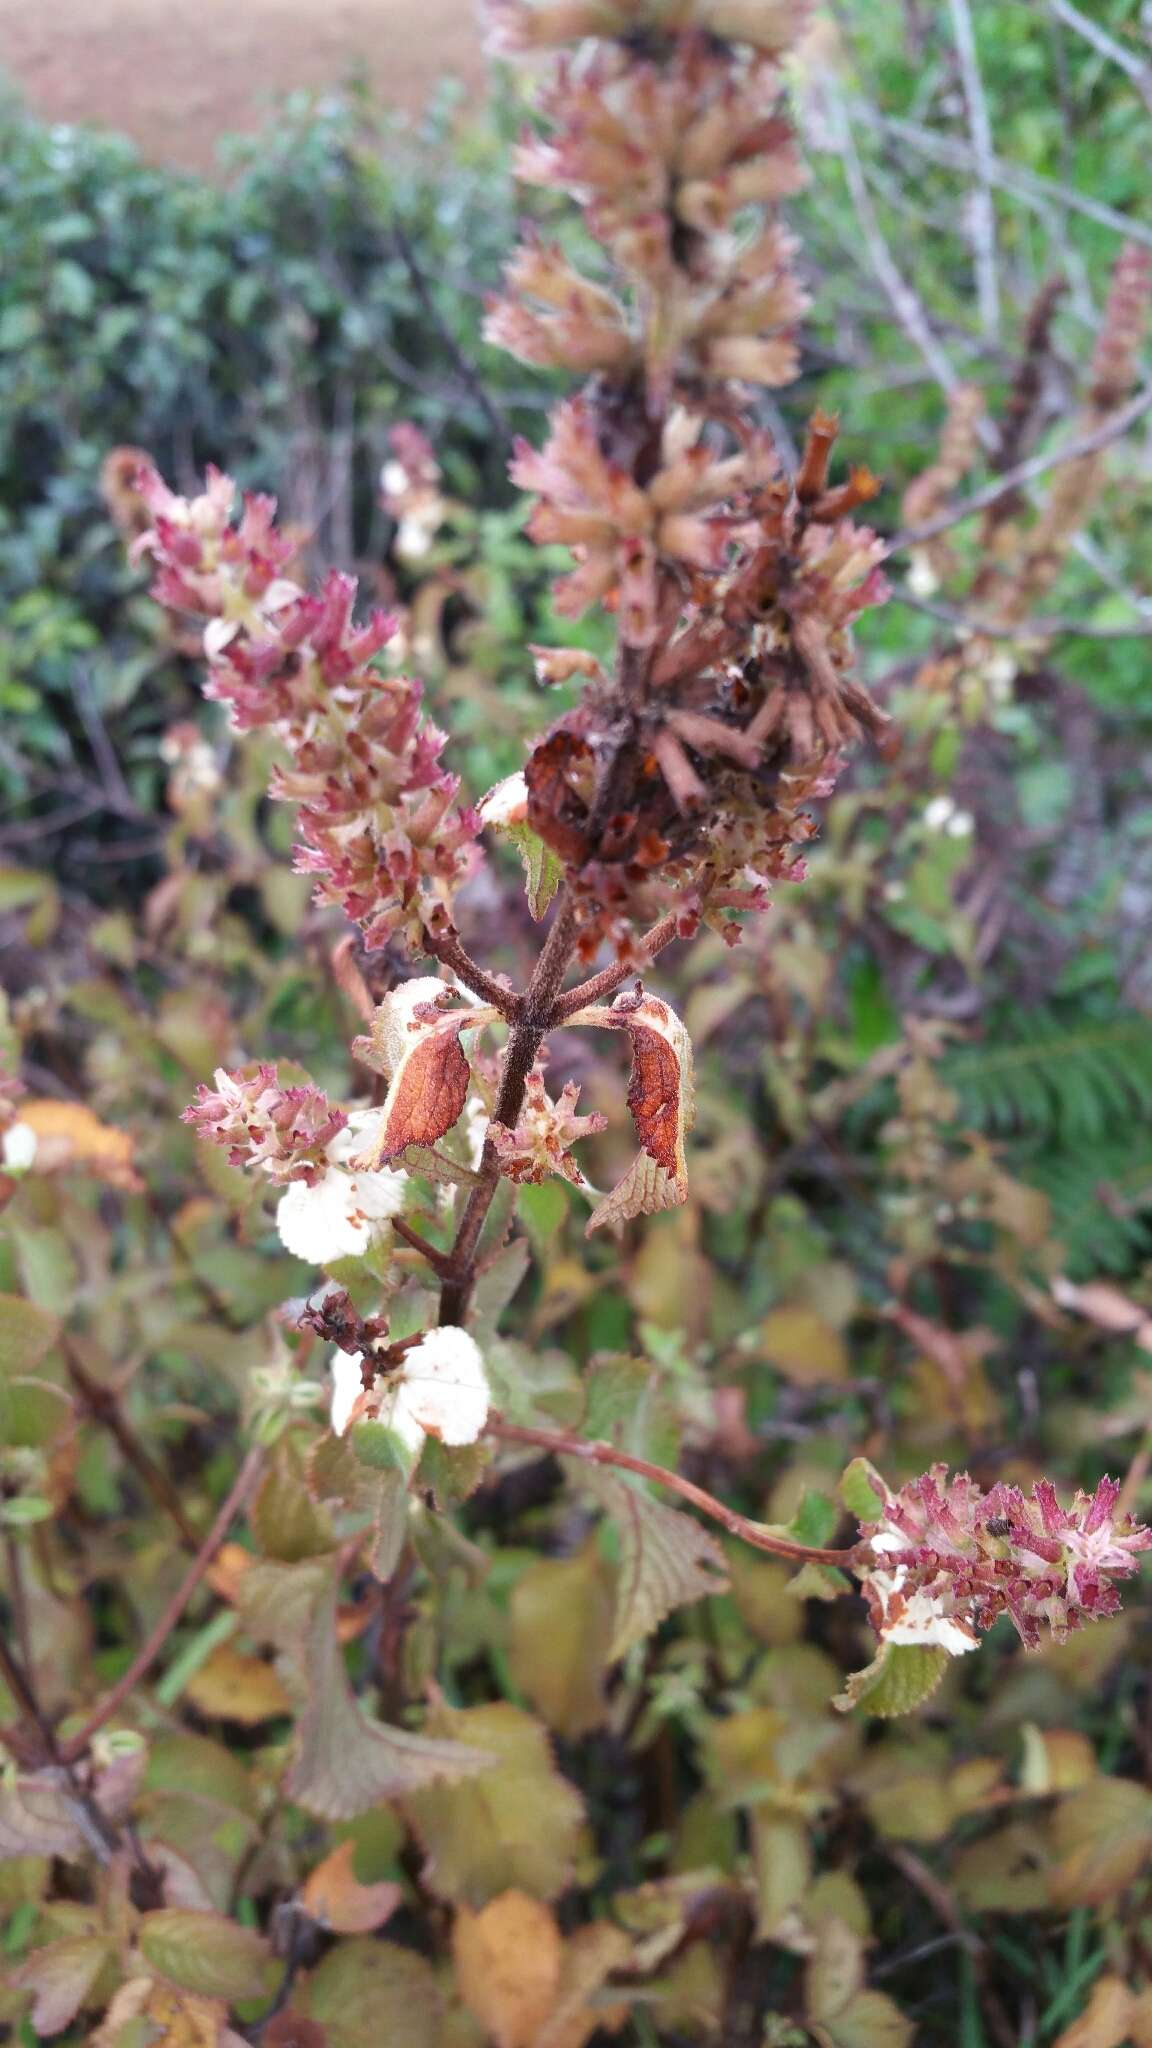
63 1340 201 1553
486 1417 859 1567
426 931 521 1018
552 912 682 1022
60 1444 266 1764
392 1215 456 1275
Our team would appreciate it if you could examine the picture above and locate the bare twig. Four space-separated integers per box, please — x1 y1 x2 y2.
392 223 512 447
1045 0 1152 116
889 585 1152 641
486 1417 858 1566
425 930 521 1017
59 1444 266 1764
63 1341 201 1554
888 382 1152 552
552 912 682 1021
947 0 1000 338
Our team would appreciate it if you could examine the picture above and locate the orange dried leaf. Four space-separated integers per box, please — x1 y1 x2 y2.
300 1841 401 1935
351 980 495 1166
19 1098 141 1191
574 990 695 1234
452 1891 563 2048
183 1646 292 1726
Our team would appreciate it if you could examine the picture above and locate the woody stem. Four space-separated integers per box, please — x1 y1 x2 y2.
438 892 579 1324
485 1417 860 1567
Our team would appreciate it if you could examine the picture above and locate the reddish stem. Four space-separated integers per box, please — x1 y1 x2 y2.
551 911 682 1021
60 1444 266 1764
485 1417 859 1567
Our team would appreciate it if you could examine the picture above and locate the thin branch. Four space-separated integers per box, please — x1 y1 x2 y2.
856 101 1152 254
59 1444 266 1764
392 223 512 447
1045 0 1152 116
393 1215 457 1275
888 382 1152 552
889 585 1152 641
425 930 521 1017
552 912 682 1022
947 0 1000 339
486 1417 859 1567
63 1341 201 1554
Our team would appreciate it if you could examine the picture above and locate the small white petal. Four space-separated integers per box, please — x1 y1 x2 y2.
393 1326 490 1447
2 1122 37 1174
479 771 529 829
923 796 956 831
330 1350 366 1436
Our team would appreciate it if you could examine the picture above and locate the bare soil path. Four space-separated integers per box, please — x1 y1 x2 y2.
0 0 482 171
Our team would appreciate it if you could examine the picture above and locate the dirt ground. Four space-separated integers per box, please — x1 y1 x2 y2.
0 0 483 171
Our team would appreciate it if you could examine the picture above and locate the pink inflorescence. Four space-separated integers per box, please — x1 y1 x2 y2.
135 465 480 953
858 1463 1152 1654
182 1065 347 1187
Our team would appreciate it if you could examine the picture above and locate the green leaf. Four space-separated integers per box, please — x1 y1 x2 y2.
403 1701 585 1906
0 1297 60 1378
834 1643 949 1719
250 1433 336 1561
507 1543 614 1738
505 821 563 921
286 1580 492 1819
302 1938 441 2048
839 1458 889 1525
137 1909 271 2000
576 1463 728 1659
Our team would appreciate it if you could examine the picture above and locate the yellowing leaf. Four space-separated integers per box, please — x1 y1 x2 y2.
137 1909 271 2001
577 1464 728 1659
8 1935 113 2035
404 1701 586 1906
574 990 695 1234
537 1923 631 2048
351 979 496 1167
508 1544 614 1739
754 1815 812 1937
1048 1779 1152 1908
806 1920 914 2048
250 1432 336 1562
452 1891 563 2048
300 1840 401 1934
0 1295 60 1378
19 1098 141 1190
1054 1975 1137 2048
302 1937 441 2048
183 1646 292 1726
91 1977 227 2048
286 1580 493 1820
760 1307 848 1386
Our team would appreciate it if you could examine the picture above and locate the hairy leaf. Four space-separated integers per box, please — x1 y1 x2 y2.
0 1778 87 1862
137 1909 271 2000
574 991 695 1233
351 979 494 1166
508 1544 614 1738
576 1464 728 1659
301 1937 441 2048
834 1643 949 1719
8 1936 113 2035
403 1701 586 1906
183 1647 292 1726
838 1458 889 1524
286 1581 492 1819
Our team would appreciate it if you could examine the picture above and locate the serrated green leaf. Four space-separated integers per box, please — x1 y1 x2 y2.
839 1459 888 1525
137 1909 270 2000
250 1432 335 1561
302 1937 441 2048
576 1463 728 1659
834 1642 949 1719
286 1580 492 1819
505 821 563 920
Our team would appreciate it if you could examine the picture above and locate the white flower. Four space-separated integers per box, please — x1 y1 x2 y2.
330 1349 367 1437
329 1326 490 1459
479 771 529 830
922 795 974 840
907 553 940 599
868 1562 979 1658
1 1122 37 1174
276 1112 407 1264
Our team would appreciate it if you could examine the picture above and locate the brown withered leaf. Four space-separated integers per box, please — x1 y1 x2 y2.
570 989 695 1235
1053 1974 1139 2048
351 979 495 1166
525 730 596 864
299 1840 401 1935
452 1891 564 2048
18 1098 142 1191
8 1935 113 2035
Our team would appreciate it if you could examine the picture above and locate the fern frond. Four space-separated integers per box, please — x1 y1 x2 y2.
1030 1141 1152 1277
942 1010 1152 1146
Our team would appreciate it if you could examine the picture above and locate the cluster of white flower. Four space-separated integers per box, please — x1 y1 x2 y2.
274 1110 407 1264
329 1325 491 1459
